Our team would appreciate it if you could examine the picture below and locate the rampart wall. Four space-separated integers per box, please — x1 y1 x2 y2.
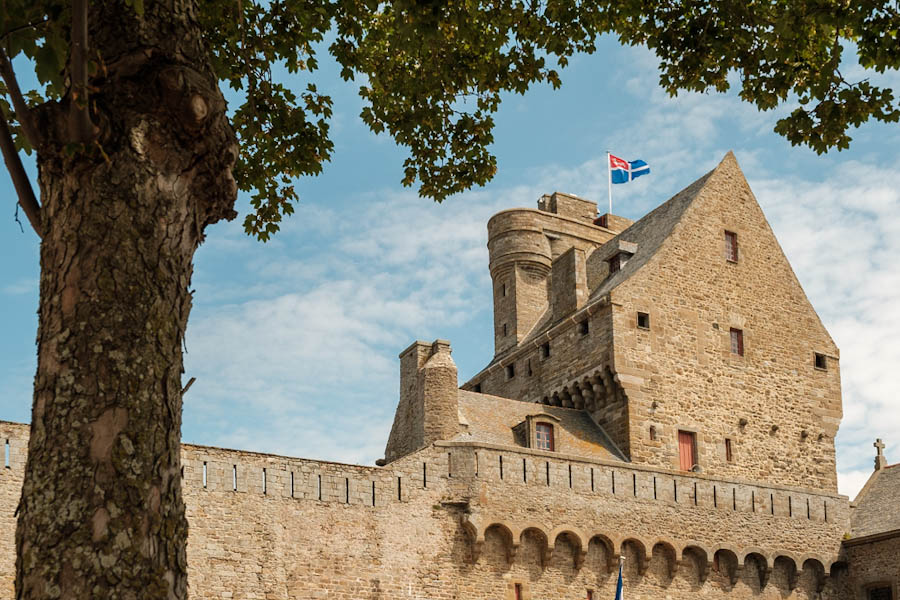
0 420 868 599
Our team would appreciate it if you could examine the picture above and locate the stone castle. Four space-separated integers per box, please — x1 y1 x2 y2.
1 152 898 599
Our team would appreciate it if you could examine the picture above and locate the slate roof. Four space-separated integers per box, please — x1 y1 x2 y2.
452 390 626 461
851 463 900 538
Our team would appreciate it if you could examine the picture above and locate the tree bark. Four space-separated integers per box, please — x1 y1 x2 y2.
16 1 237 598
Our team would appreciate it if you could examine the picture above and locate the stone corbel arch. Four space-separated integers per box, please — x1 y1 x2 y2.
517 524 550 568
650 538 681 580
773 554 800 591
619 537 651 576
711 546 741 587
801 556 827 593
588 533 619 572
681 543 711 583
741 549 772 590
460 514 483 562
549 525 588 570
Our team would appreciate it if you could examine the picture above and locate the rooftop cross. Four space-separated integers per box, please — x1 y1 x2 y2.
875 438 888 470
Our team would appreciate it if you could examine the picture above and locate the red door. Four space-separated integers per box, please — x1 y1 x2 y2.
678 431 696 471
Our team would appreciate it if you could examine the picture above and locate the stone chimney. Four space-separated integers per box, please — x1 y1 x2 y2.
384 340 459 463
550 247 588 321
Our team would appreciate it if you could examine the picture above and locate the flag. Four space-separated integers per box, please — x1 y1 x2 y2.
614 559 624 600
609 153 650 184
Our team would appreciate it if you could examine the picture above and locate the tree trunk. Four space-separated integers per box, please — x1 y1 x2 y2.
16 1 237 598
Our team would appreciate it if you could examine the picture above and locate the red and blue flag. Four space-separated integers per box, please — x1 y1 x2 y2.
609 153 650 184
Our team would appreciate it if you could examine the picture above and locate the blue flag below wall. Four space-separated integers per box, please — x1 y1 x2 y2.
614 560 624 600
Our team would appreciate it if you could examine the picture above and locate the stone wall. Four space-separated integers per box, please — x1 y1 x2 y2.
843 533 900 600
0 420 861 599
610 155 841 491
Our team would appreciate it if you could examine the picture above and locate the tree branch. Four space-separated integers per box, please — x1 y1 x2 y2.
69 0 95 143
0 115 41 238
0 48 42 150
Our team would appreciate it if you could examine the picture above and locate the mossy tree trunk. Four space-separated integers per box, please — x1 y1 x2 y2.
15 1 237 598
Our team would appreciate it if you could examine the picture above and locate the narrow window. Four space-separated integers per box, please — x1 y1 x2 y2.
290 471 294 498
609 253 622 274
545 461 550 486
637 312 650 329
579 320 589 336
473 383 481 393
232 465 237 491
824 500 828 522
732 488 737 511
502 323 508 336
514 583 523 600
475 452 479 477
540 342 550 359
713 485 717 507
202 462 207 488
526 360 533 377
501 283 507 297
423 462 427 488
807 498 811 519
569 464 573 488
3 439 8 468
587 590 594 600
815 353 827 370
345 477 350 503
499 455 504 480
397 476 402 501
522 458 527 482
674 479 677 502
771 493 775 515
730 328 744 356
262 468 267 495
678 430 697 471
372 481 376 506
789 496 793 517
180 466 184 479
505 364 515 379
725 230 738 262
752 490 755 511
632 473 636 496
448 452 452 477
653 476 658 500
535 423 554 451
612 471 616 494
317 474 322 500
649 425 657 441
725 438 733 462
694 482 698 505
590 468 594 491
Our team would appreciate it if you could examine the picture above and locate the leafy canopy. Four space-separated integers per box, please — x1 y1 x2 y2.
2 0 898 240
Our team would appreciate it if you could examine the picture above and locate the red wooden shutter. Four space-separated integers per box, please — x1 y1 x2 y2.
678 431 695 471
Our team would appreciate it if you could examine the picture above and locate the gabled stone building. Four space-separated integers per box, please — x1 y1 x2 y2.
0 152 897 599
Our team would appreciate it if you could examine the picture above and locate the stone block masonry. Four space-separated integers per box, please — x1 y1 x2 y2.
0 419 865 599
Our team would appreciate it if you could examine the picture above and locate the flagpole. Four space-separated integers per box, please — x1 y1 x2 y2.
607 151 612 216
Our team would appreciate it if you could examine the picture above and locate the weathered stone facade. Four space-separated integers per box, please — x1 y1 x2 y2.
1 153 897 599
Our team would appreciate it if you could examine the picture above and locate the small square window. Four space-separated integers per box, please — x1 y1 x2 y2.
637 312 650 329
506 364 515 379
579 320 589 336
535 423 554 451
730 328 744 356
473 383 481 393
725 231 739 262
814 353 827 370
868 586 893 600
725 438 733 462
540 342 550 359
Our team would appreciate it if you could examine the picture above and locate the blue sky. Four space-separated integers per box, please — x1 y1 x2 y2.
2 36 898 499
